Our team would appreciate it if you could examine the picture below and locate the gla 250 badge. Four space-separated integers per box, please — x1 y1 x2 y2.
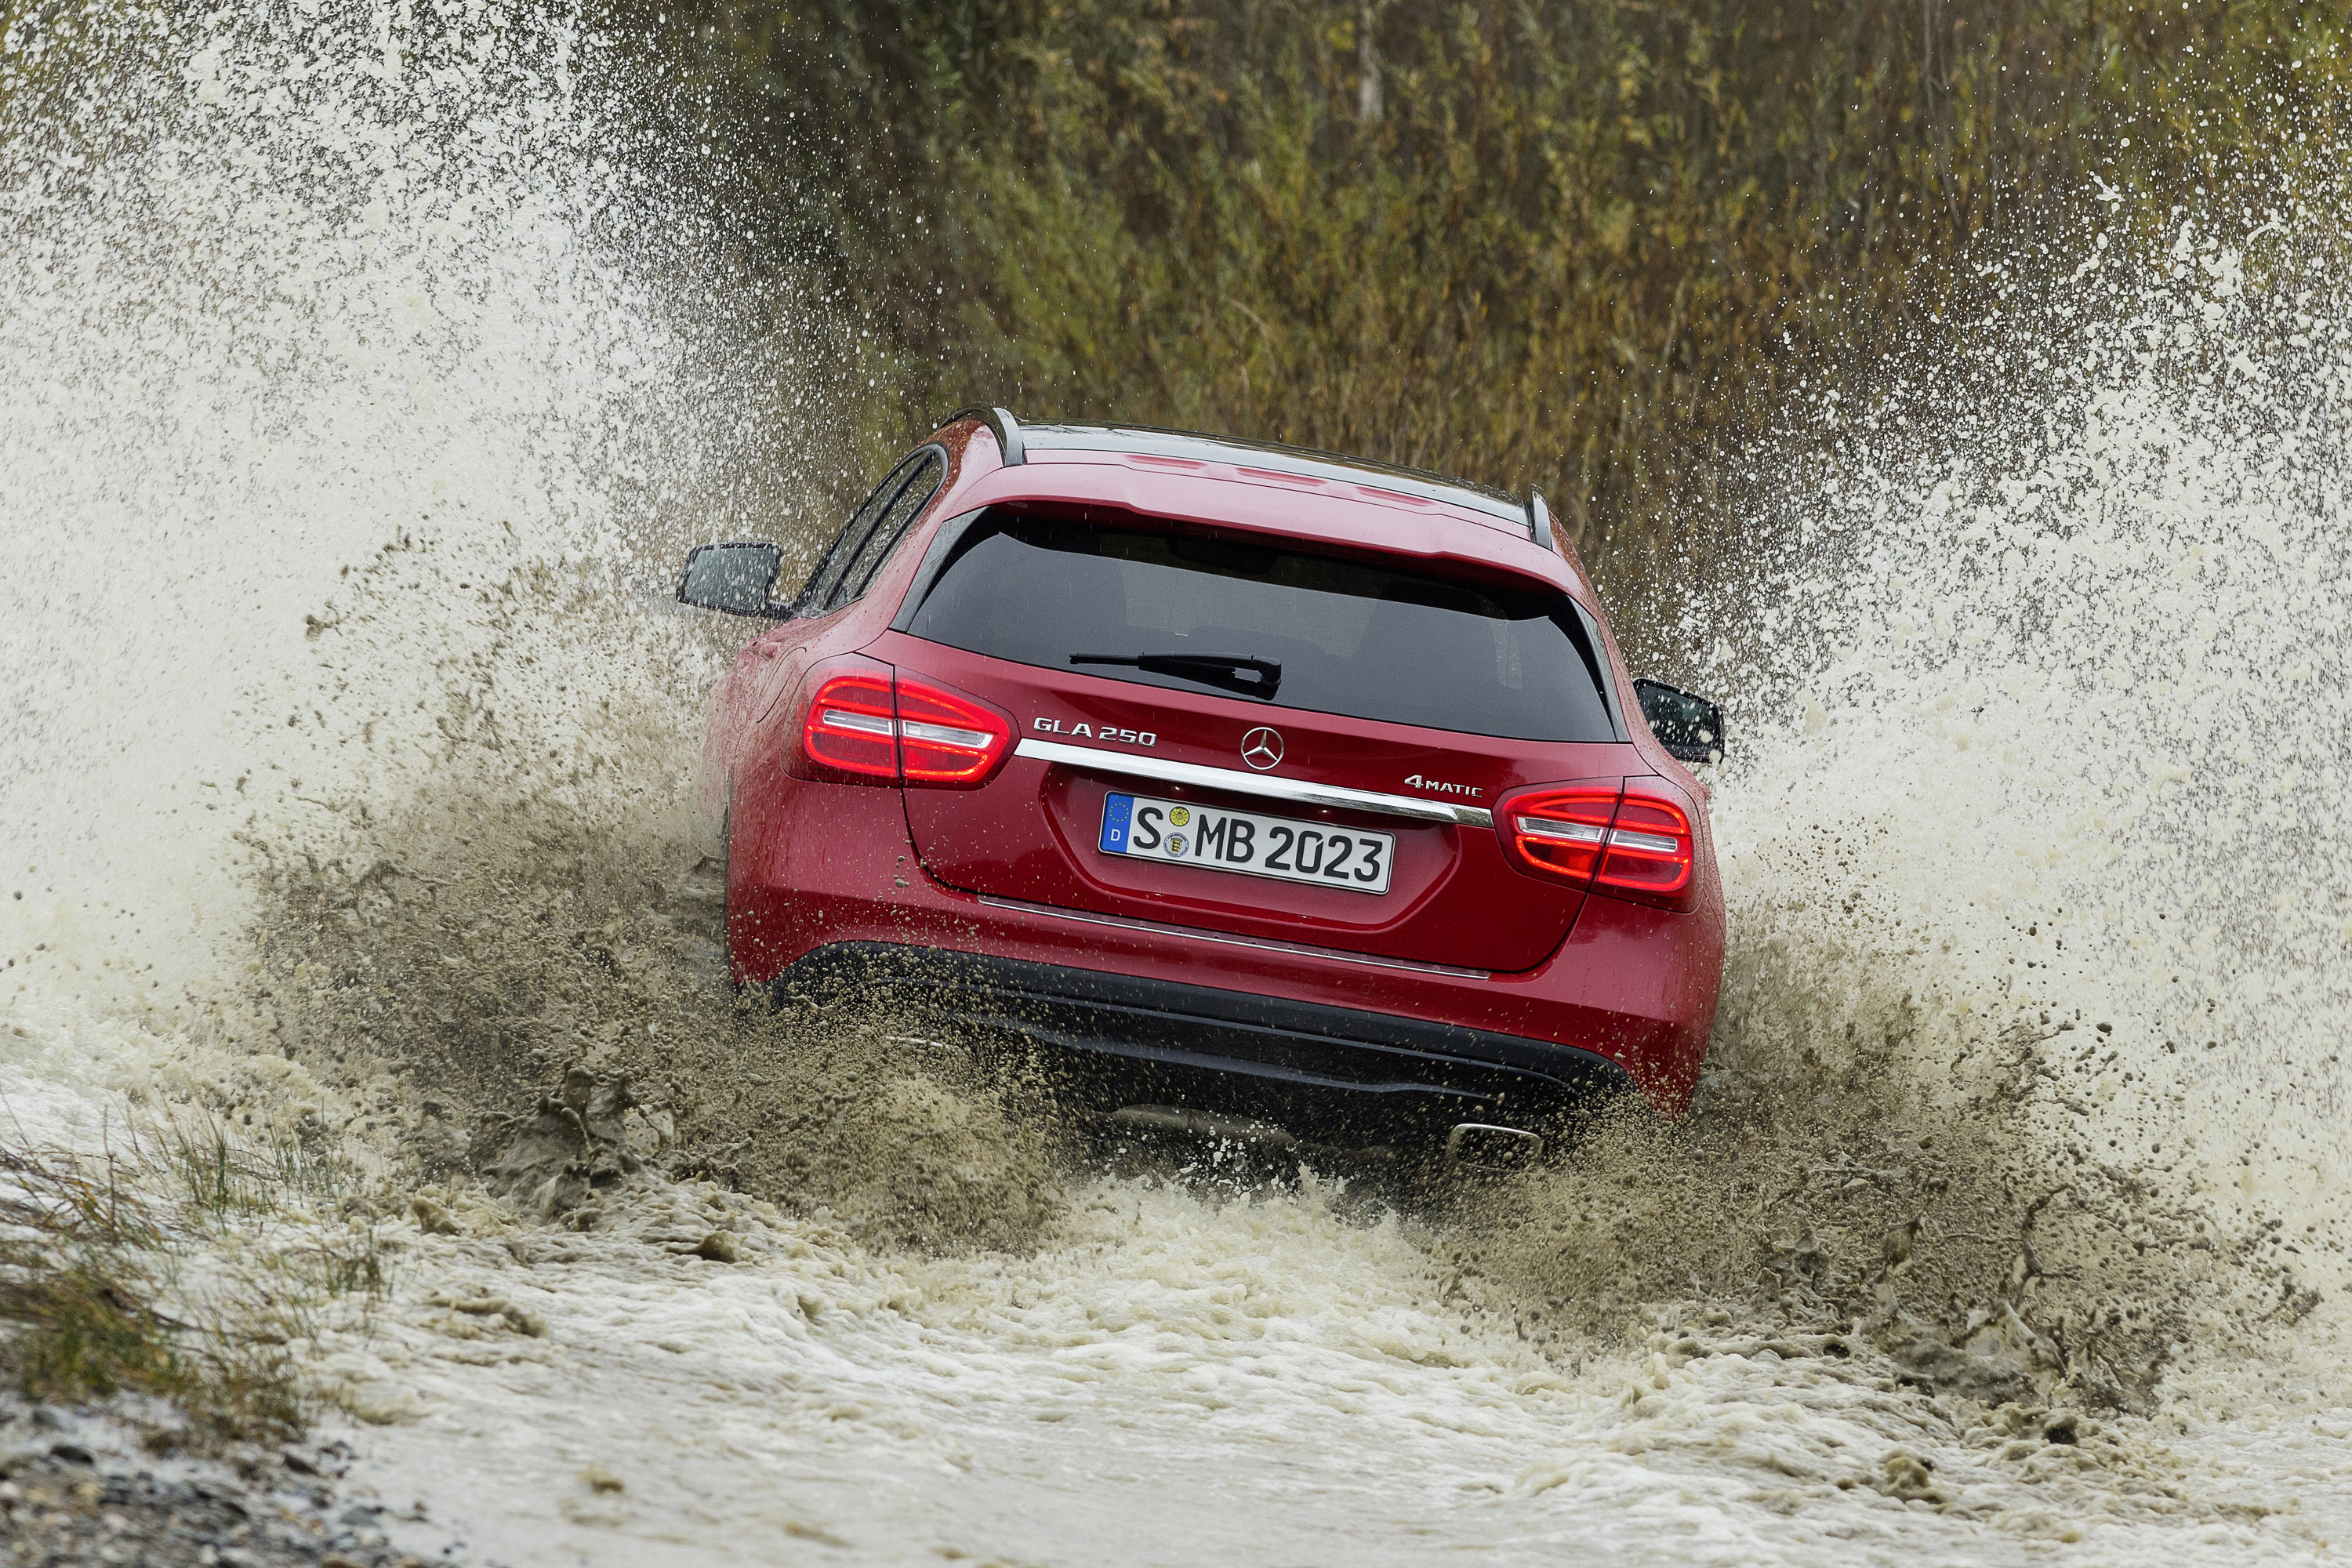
1033 716 1158 746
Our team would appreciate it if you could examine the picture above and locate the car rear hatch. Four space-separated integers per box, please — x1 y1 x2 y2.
869 508 1637 973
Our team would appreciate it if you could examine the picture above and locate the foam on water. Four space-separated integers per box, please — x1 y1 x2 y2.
5 4 2350 1561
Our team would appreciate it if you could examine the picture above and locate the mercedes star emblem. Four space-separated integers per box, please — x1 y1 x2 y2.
1240 727 1284 771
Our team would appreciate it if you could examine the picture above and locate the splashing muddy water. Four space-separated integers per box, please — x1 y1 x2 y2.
5 4 2351 1563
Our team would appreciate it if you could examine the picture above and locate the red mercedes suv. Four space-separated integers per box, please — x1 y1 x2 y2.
680 409 1726 1163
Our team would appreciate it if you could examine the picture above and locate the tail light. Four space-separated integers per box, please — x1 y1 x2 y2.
1506 786 1618 882
896 678 1010 784
1497 777 1698 910
789 659 1012 789
1592 790 1695 902
800 670 898 779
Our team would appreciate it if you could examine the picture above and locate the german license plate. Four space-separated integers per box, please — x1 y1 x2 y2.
1098 793 1393 895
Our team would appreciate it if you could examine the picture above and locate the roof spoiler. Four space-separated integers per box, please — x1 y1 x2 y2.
1526 487 1599 588
942 405 1025 466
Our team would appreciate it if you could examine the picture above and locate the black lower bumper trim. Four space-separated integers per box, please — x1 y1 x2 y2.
772 942 1632 1145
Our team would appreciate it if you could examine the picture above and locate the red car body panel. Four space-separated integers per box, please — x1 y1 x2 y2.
886 630 1607 973
706 416 1725 1121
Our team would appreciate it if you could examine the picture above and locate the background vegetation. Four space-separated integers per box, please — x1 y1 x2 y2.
7 0 2345 621
620 3 2340 622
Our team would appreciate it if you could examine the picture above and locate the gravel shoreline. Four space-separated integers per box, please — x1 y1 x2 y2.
1 1398 470 1568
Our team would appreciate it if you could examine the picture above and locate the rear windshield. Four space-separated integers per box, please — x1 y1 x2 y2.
902 513 1617 742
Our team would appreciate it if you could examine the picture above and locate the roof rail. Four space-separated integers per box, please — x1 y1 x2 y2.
1526 488 1558 553
942 405 1025 466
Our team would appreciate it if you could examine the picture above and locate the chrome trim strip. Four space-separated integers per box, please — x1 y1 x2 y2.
1518 816 1605 844
823 708 893 735
1012 738 1495 828
900 717 992 748
975 895 1492 978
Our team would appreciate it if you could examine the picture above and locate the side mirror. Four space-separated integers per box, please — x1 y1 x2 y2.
1634 677 1725 764
677 542 787 618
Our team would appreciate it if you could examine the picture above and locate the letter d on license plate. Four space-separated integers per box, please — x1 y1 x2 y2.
1099 793 1392 895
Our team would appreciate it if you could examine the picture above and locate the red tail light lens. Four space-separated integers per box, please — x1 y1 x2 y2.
895 676 1011 785
802 672 899 778
1498 778 1698 910
1508 788 1620 881
789 664 1013 789
1593 791 1693 901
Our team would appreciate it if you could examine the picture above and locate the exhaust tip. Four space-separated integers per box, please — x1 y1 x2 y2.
1445 1123 1543 1171
1109 1104 1299 1152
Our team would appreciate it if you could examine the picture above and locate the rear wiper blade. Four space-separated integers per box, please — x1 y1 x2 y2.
1071 652 1282 700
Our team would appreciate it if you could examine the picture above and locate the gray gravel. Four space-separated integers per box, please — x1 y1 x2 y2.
0 1401 472 1568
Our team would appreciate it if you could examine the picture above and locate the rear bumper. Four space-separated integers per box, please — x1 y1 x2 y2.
775 942 1634 1145
728 776 1720 1115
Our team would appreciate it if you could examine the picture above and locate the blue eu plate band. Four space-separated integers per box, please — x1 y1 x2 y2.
1100 793 1134 853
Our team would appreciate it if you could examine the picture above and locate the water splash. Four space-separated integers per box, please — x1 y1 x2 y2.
1537 181 2350 1381
0 0 793 1018
1724 188 2350 1239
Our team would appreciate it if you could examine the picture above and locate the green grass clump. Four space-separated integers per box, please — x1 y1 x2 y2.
4 1255 180 1403
0 1130 382 1449
0 1254 299 1444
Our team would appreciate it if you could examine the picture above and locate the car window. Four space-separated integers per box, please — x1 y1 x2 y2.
904 512 1616 743
798 451 928 612
829 450 944 612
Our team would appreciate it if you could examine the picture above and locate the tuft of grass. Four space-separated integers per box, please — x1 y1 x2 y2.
140 1112 390 1320
5 1255 181 1403
0 1256 303 1445
151 1116 348 1221
0 1127 383 1449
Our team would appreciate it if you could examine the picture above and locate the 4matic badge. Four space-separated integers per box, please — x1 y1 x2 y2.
1404 772 1483 798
